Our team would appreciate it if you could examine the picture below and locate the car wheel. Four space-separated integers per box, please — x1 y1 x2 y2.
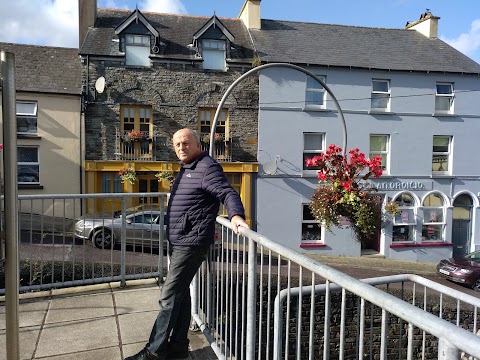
92 228 114 249
474 277 480 292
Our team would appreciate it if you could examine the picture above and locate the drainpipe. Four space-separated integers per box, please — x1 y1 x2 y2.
1 51 20 360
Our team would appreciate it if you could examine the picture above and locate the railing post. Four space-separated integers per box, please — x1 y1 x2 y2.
438 338 461 360
120 197 127 287
1 50 20 360
246 237 257 359
158 197 165 282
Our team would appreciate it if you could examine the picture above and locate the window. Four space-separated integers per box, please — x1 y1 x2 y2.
102 173 122 193
202 39 226 70
219 174 241 216
422 193 445 241
371 79 390 111
16 101 38 134
432 136 451 174
369 135 389 174
198 108 228 138
305 75 326 108
125 34 151 66
435 82 454 114
303 133 325 171
302 204 322 242
18 146 39 184
392 193 416 242
121 105 152 158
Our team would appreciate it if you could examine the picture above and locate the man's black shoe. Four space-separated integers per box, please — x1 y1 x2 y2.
167 341 189 359
125 348 164 360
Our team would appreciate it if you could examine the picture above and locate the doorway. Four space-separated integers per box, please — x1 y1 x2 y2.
452 194 473 258
138 176 159 206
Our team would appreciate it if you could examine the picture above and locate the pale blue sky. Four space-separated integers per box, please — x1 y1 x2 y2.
1 0 479 63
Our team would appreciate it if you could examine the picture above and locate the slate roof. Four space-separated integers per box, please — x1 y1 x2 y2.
0 42 82 95
250 19 480 74
81 9 480 75
80 8 256 60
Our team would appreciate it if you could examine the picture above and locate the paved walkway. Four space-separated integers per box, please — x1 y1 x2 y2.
0 280 217 360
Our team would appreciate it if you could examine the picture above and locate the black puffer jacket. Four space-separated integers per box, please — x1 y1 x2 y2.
167 152 246 246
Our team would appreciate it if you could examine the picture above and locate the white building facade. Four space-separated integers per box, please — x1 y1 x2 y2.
251 13 480 263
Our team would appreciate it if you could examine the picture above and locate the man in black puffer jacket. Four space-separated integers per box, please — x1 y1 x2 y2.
126 128 249 360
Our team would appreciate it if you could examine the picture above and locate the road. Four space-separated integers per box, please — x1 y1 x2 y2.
15 230 480 298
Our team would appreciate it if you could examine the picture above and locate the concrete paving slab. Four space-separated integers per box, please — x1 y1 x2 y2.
0 326 41 360
45 292 114 324
34 346 121 360
114 286 160 315
123 342 148 359
0 299 49 330
118 310 156 345
35 317 119 358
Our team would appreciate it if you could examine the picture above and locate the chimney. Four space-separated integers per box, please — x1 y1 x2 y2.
238 0 261 30
405 11 440 39
79 0 97 48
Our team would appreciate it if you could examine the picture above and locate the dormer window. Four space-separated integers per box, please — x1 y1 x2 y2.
125 34 150 66
115 8 159 67
193 14 234 72
202 39 226 70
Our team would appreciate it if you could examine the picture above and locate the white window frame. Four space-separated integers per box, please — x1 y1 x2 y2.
371 79 390 112
301 203 323 243
392 193 416 242
369 134 389 175
125 34 151 66
17 146 40 184
435 82 454 114
202 39 226 71
421 193 445 241
432 135 452 175
16 101 38 135
303 132 325 175
305 75 326 109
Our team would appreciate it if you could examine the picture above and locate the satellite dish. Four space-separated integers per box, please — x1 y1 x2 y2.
263 155 280 175
95 76 106 94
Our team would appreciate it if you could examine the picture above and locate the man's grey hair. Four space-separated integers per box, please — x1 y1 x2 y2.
173 128 200 142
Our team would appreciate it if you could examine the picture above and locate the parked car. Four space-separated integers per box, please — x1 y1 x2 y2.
436 251 480 291
74 210 167 249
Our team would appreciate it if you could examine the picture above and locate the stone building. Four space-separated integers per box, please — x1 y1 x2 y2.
78 0 260 224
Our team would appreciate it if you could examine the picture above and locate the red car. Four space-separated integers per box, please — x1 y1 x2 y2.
437 251 480 291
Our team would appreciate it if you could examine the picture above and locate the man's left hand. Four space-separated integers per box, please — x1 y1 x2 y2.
231 215 249 234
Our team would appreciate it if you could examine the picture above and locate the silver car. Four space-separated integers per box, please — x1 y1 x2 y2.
74 210 167 249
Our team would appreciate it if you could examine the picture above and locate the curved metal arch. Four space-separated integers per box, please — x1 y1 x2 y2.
208 63 348 158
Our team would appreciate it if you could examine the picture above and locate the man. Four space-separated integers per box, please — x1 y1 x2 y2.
126 128 249 360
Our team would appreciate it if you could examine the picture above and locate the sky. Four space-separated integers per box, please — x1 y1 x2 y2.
0 0 479 63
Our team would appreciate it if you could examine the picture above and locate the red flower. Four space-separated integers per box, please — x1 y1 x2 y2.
0 144 3 150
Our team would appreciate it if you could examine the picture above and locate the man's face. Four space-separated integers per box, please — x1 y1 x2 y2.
172 130 201 163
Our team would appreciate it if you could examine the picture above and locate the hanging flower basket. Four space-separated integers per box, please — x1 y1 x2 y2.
202 133 224 144
118 167 137 185
123 131 148 143
155 170 175 185
306 144 397 244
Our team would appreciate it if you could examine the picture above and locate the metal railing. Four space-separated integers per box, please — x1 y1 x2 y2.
200 133 232 162
2 194 480 359
114 128 164 161
191 216 480 360
0 193 168 295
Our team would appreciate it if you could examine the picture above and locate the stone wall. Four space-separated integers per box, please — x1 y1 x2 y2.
83 59 259 162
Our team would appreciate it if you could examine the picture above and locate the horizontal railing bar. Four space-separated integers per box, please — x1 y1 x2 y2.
0 272 162 296
1 192 169 201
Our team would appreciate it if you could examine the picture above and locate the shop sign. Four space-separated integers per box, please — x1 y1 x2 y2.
373 181 432 191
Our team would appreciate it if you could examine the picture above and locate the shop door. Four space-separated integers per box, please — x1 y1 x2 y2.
452 194 473 258
452 220 470 258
